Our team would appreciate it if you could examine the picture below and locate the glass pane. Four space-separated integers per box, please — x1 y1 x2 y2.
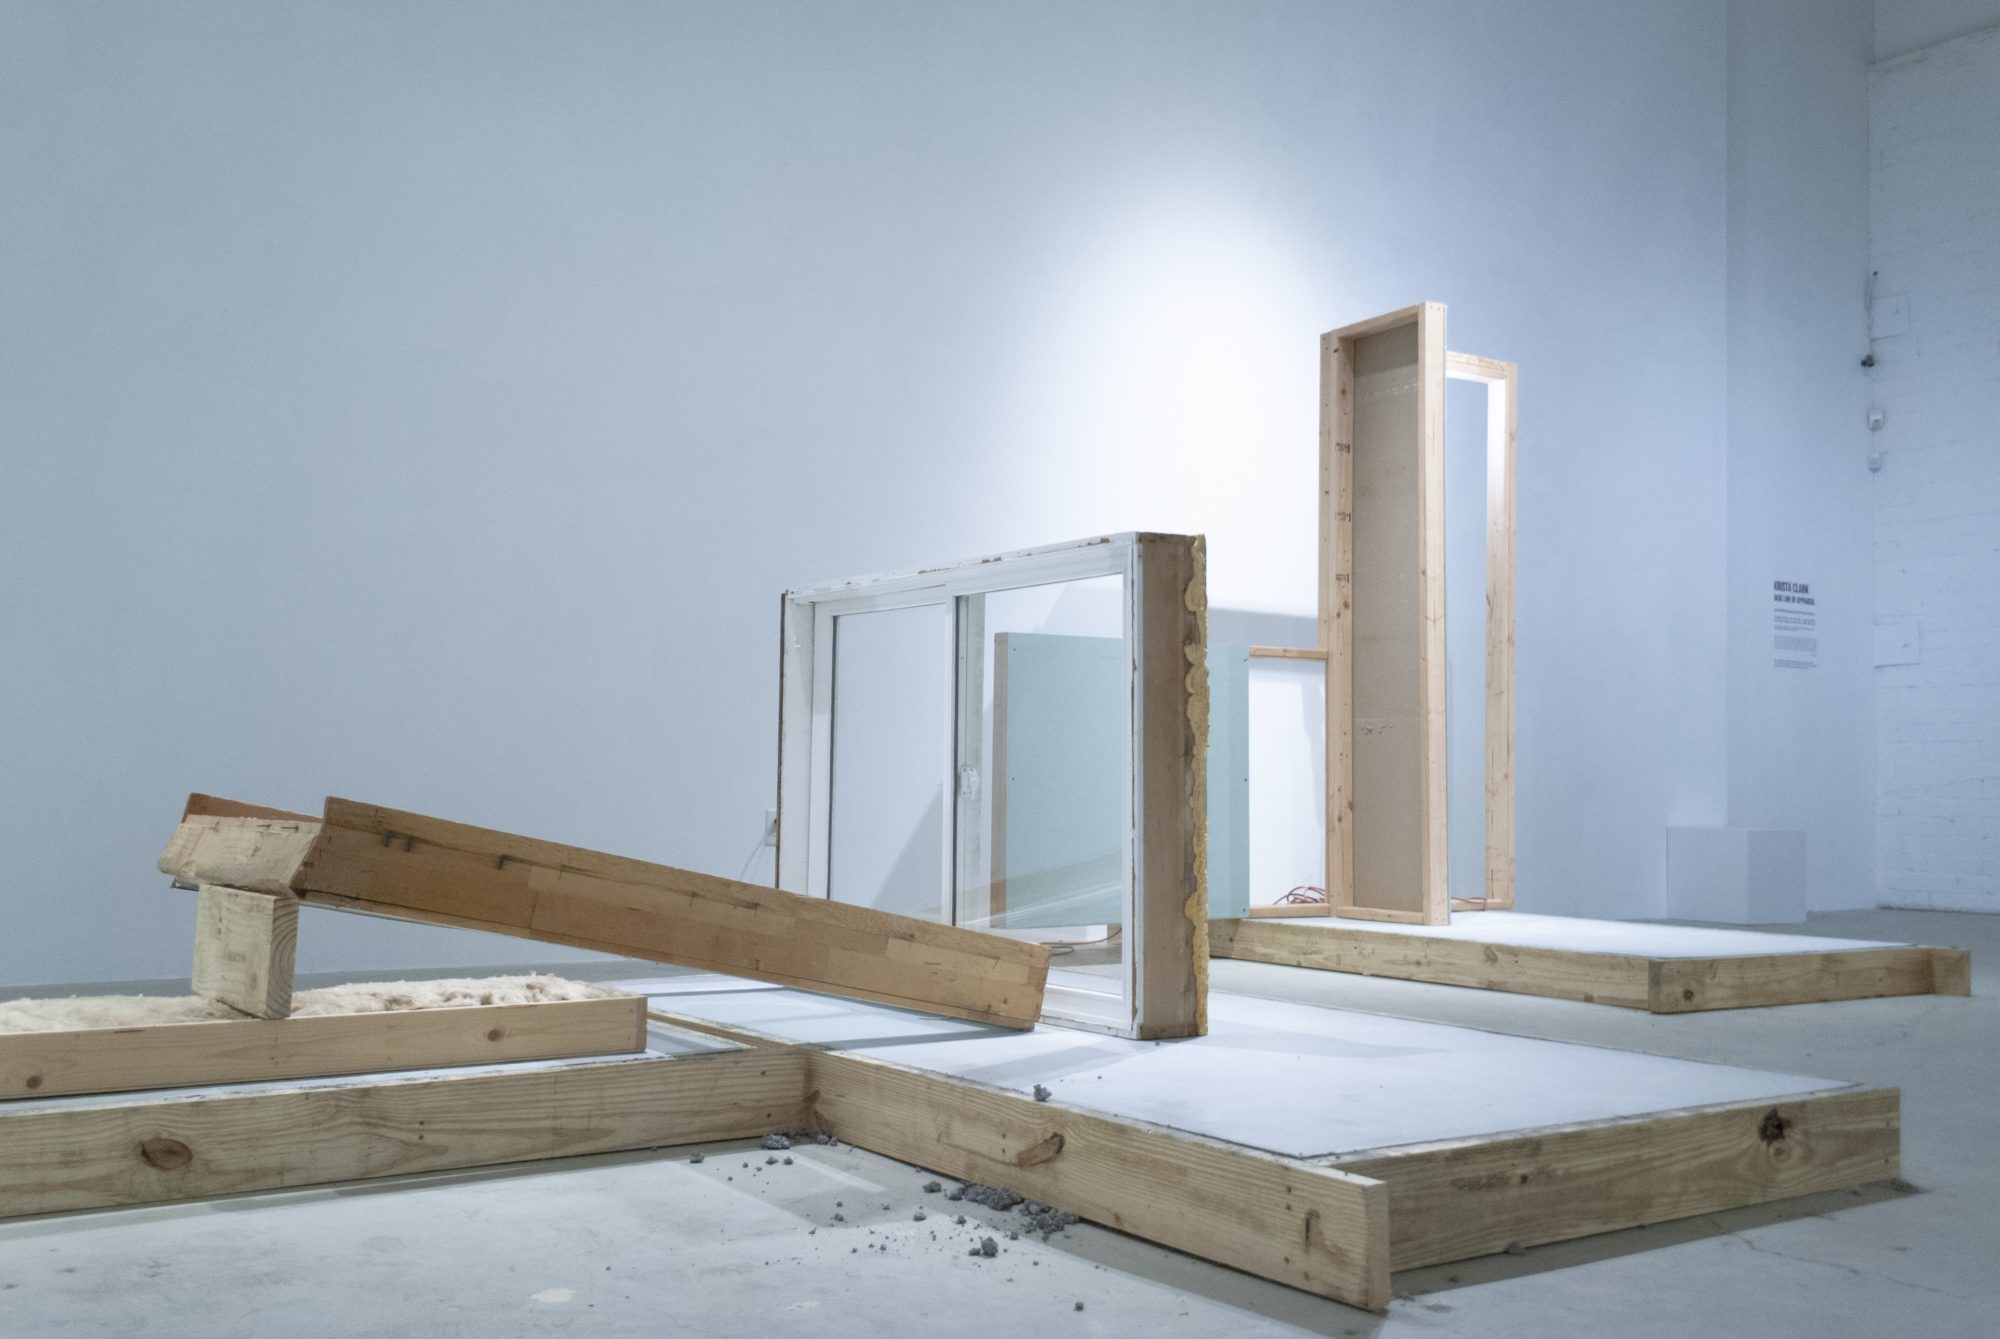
828 603 952 921
956 575 1129 1002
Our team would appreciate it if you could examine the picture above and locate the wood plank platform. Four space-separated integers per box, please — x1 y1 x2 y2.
1209 912 1972 1011
635 977 1902 1294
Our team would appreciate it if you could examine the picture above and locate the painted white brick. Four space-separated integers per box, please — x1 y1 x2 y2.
1869 25 2000 912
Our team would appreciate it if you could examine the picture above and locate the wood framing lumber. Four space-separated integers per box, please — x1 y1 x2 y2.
1648 946 1973 1012
0 1042 806 1219
159 795 1050 1030
1132 532 1208 1039
1328 1086 1900 1268
0 995 647 1101
1208 918 1972 1012
191 883 298 1019
648 1007 1390 1311
1209 916 1651 1007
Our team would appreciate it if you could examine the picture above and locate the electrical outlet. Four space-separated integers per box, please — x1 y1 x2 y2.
761 808 779 848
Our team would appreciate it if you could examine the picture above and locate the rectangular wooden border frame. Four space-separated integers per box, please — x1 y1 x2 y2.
776 532 1208 1040
0 994 648 1101
1208 917 1973 1012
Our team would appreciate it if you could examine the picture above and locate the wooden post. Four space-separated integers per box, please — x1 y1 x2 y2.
191 883 298 1019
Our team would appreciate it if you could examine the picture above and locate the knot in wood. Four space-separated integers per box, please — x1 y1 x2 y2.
139 1137 194 1171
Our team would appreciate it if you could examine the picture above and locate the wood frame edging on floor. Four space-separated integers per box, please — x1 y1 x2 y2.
1208 917 1973 1011
648 1000 1902 1279
0 1041 807 1220
1326 1084 1901 1268
0 994 649 1101
647 1007 1392 1311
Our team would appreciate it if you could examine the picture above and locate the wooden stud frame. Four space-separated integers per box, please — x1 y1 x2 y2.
777 533 1208 1040
1324 303 1450 924
1248 306 1516 923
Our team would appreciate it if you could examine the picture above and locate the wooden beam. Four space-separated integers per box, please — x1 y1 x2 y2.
191 883 297 1019
1209 918 1973 1012
159 796 1051 1030
650 1007 1390 1311
0 995 647 1101
1330 1086 1900 1268
1649 947 1974 1012
1247 645 1327 661
1210 917 1654 1008
0 1042 805 1219
1133 532 1207 1039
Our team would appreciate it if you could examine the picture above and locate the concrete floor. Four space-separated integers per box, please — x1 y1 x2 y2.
2 908 1993 1337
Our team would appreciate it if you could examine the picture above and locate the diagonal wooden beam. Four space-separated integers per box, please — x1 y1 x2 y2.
159 794 1050 1030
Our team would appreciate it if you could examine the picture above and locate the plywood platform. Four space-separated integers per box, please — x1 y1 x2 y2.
1210 911 1972 1011
632 976 1900 1280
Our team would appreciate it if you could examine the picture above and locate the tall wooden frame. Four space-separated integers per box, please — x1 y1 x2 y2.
1251 305 1516 924
777 533 1207 1039
1325 303 1449 924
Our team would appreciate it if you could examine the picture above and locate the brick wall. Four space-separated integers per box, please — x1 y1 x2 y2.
1869 25 2000 910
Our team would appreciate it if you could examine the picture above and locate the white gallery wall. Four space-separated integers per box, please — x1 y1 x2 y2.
0 0 1879 989
1723 0 1877 909
1869 22 2000 912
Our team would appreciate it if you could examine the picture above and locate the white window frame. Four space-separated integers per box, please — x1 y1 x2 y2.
776 533 1206 1039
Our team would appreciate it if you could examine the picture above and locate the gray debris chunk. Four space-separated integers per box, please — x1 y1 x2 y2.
762 1133 793 1151
1018 1200 1081 1238
688 1152 705 1164
959 1184 1024 1211
1032 1083 1052 1102
923 1180 943 1193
